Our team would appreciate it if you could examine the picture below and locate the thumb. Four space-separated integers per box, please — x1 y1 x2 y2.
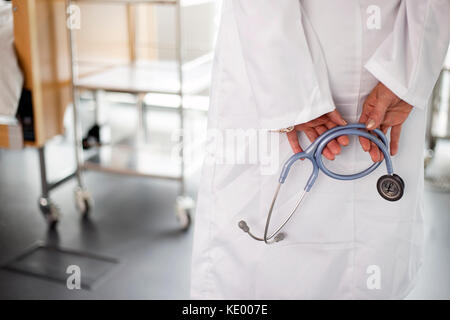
365 99 389 130
327 110 348 126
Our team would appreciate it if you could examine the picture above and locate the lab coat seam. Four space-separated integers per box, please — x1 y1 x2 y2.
201 11 227 297
404 129 426 297
253 159 264 297
197 168 217 297
204 164 218 297
351 1 365 300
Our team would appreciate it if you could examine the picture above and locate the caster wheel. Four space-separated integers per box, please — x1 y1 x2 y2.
39 198 60 229
274 233 285 242
74 188 93 217
377 175 404 202
175 196 195 231
424 149 434 169
429 137 437 153
176 208 192 231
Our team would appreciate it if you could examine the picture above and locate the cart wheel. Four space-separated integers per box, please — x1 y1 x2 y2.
175 196 195 231
429 136 437 153
377 175 404 202
424 148 434 168
74 188 93 217
424 136 437 168
39 198 60 229
176 208 192 231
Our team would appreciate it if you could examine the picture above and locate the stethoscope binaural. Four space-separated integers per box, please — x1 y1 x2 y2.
238 123 405 244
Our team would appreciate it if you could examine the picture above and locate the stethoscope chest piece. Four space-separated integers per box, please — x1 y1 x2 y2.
377 174 404 201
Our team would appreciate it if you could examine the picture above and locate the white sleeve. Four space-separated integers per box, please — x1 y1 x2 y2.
232 0 335 130
365 0 450 110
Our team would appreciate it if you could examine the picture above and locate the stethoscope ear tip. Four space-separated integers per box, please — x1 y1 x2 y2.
239 220 285 243
238 220 249 232
274 233 285 242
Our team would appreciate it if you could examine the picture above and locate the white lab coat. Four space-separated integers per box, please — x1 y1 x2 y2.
190 0 450 299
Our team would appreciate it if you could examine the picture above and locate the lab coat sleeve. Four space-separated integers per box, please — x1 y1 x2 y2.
365 0 450 110
232 0 336 130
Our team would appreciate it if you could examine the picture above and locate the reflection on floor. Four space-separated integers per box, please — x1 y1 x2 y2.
0 102 448 299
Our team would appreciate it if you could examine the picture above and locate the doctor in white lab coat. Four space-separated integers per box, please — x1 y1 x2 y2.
190 0 450 299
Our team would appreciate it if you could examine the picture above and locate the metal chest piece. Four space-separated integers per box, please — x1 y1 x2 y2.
377 174 404 201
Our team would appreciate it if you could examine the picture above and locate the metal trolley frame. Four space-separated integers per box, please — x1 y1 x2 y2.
38 0 215 229
426 66 450 155
425 65 450 190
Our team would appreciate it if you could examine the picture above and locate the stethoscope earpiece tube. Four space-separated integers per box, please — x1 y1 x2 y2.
240 123 404 244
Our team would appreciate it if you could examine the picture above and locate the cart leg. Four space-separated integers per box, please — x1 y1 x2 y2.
82 90 102 149
137 93 148 143
425 71 443 168
38 146 60 229
65 0 93 217
72 89 85 190
72 88 93 217
93 90 101 125
174 2 194 231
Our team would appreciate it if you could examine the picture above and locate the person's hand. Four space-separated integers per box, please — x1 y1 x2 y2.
286 110 349 160
359 82 413 162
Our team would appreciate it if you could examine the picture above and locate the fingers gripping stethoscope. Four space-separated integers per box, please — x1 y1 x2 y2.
238 123 405 244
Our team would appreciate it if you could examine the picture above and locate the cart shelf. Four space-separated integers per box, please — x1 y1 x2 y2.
75 55 213 95
83 133 182 180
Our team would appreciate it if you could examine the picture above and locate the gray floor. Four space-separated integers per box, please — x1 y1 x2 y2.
0 103 449 299
0 149 198 299
0 102 202 299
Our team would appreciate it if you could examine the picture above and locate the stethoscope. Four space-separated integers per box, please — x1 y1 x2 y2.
239 123 405 244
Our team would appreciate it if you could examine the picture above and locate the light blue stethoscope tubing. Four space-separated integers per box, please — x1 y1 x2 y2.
239 123 397 244
279 123 392 191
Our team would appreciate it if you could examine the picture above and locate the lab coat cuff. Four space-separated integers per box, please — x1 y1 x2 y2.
365 60 429 110
262 104 335 132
